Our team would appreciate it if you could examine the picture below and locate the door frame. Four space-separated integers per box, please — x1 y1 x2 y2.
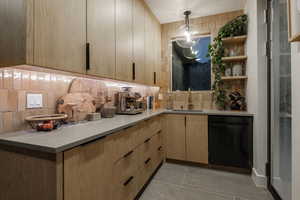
266 0 288 199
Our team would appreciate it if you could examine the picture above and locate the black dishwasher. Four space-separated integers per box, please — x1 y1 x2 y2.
208 116 253 170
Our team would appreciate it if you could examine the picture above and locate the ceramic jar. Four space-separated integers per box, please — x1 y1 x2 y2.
225 66 232 77
232 63 243 76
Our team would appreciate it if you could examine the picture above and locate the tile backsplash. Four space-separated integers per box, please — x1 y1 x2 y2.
164 91 216 111
0 65 160 134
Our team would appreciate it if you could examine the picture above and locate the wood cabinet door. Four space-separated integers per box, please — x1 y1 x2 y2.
154 21 162 86
186 115 209 164
87 0 116 78
116 0 133 82
165 114 186 160
34 0 86 74
133 0 145 84
144 9 155 85
64 138 112 200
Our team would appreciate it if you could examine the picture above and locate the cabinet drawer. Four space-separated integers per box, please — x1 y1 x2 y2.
113 149 138 182
148 117 162 137
138 154 155 188
136 121 149 145
153 144 164 167
137 137 154 168
137 117 162 145
109 125 141 161
152 130 163 150
113 173 138 200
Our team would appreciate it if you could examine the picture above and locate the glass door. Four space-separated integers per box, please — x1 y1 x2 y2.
269 0 292 199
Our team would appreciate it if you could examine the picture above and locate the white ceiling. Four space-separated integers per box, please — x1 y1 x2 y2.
144 0 246 24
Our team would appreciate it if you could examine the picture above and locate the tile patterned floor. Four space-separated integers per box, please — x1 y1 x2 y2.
140 163 274 200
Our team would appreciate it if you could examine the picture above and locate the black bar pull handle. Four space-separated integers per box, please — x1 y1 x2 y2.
123 176 134 186
154 72 157 85
144 138 151 143
132 62 136 80
123 150 134 158
86 43 90 70
144 158 151 165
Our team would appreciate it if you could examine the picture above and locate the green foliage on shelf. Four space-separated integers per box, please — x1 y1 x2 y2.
208 14 248 109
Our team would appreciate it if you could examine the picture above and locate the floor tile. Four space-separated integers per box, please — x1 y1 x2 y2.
140 180 233 200
184 169 271 200
139 162 274 200
153 163 188 185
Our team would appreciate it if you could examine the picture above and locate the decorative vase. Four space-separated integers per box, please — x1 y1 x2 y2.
232 63 243 76
225 67 232 77
229 48 237 57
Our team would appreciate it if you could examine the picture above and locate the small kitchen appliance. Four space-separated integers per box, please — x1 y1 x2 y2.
115 88 144 115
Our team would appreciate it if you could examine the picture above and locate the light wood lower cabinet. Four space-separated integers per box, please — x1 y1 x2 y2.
64 117 164 200
64 138 112 200
164 114 209 164
186 115 209 164
165 114 186 161
0 116 164 200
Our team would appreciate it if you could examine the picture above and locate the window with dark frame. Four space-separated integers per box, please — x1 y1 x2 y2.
172 36 211 91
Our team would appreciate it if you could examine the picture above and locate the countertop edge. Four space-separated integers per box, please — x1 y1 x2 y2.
0 111 165 154
0 110 253 154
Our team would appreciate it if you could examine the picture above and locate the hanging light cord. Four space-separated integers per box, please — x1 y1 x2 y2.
184 10 191 31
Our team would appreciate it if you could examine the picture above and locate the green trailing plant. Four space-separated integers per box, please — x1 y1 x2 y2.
208 14 248 109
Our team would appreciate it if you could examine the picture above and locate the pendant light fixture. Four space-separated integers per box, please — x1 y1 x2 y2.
176 10 199 49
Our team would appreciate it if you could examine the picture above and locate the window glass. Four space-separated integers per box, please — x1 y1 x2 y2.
172 36 211 91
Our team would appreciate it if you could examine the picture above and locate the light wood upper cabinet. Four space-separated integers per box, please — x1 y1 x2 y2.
64 138 112 200
144 10 155 85
133 0 146 83
186 115 209 164
144 8 161 86
154 22 162 86
87 0 116 78
33 0 86 73
27 0 161 85
165 114 186 161
116 0 133 82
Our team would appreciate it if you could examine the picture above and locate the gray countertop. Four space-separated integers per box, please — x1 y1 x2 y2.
165 109 254 117
0 109 253 153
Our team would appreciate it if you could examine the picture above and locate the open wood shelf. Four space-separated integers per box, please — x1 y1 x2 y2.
222 35 247 44
221 76 248 81
222 56 247 62
289 33 300 42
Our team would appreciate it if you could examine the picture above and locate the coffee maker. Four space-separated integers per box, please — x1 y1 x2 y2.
115 88 144 115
